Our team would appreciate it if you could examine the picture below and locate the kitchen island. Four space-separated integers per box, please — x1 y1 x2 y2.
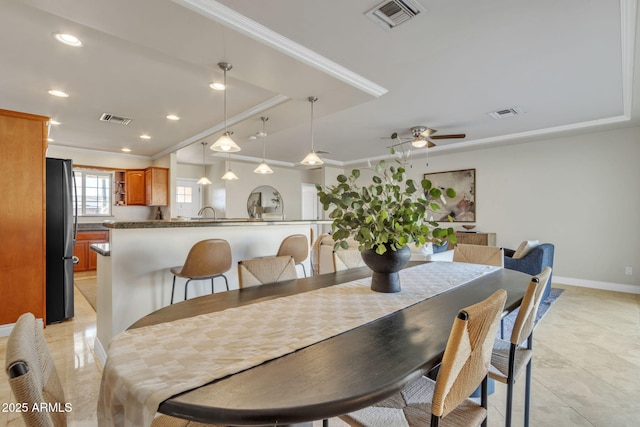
92 219 331 364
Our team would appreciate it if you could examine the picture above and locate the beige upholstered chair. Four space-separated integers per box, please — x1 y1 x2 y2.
237 255 298 288
277 234 310 277
453 244 504 267
340 289 507 427
489 267 552 427
170 239 232 304
5 313 214 427
333 248 366 271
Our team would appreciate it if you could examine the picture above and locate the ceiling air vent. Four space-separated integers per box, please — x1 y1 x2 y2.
365 0 424 30
99 113 133 125
487 106 525 119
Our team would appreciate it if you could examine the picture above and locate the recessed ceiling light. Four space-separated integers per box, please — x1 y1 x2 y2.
166 114 180 121
48 89 69 98
50 120 61 125
140 134 151 140
121 148 132 153
54 33 82 47
209 82 225 91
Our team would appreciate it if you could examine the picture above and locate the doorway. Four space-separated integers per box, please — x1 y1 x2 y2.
175 178 200 218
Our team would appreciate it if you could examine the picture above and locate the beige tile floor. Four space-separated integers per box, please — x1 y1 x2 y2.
1 281 638 427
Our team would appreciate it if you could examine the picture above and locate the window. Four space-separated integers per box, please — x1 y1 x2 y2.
74 169 112 216
176 186 193 204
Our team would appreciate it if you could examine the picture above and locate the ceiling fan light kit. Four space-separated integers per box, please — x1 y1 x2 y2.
211 62 241 153
301 96 324 166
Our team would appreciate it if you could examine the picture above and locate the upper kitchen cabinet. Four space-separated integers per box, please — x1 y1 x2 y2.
145 167 168 206
0 109 48 325
123 167 168 206
125 169 145 206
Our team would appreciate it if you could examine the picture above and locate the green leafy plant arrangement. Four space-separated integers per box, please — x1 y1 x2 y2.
316 159 457 255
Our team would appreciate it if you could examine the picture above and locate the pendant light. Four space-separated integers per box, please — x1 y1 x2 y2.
197 142 212 185
300 96 324 166
254 117 274 174
211 62 241 153
221 154 239 180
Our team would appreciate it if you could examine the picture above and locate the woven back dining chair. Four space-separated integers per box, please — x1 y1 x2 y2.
237 255 298 288
6 312 222 427
333 248 366 271
340 289 507 427
489 266 552 427
453 244 504 267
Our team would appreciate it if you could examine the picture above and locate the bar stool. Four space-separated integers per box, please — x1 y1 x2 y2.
276 234 309 277
170 239 232 304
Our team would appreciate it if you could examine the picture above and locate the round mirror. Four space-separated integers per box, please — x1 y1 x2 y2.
247 186 283 219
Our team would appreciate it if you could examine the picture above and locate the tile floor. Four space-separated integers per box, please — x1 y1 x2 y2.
1 280 639 426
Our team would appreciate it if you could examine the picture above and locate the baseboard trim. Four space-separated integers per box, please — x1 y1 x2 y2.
94 337 107 367
0 318 44 337
0 323 14 338
554 276 640 294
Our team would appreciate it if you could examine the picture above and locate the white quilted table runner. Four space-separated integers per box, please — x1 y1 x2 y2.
97 261 499 427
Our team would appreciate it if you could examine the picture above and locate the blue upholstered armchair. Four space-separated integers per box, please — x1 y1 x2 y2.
503 243 555 301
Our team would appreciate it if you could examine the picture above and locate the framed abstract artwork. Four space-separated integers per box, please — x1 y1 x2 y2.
423 168 476 222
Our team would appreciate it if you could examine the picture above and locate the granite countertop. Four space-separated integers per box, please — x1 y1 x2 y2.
102 219 332 229
89 242 110 256
77 222 109 231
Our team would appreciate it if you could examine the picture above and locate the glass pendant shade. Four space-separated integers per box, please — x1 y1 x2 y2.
221 168 239 180
300 96 324 165
254 162 273 174
301 151 323 166
197 176 212 185
211 132 240 152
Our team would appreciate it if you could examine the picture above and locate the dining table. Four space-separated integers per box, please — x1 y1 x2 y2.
98 261 531 427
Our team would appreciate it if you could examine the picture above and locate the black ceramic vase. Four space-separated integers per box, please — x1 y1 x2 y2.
361 245 411 293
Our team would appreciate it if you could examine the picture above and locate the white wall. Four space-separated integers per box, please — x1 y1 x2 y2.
328 127 640 290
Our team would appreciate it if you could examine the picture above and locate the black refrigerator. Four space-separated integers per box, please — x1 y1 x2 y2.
46 158 77 324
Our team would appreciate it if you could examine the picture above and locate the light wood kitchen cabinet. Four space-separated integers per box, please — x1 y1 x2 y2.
454 232 496 246
125 169 145 205
0 109 48 325
74 231 109 272
145 167 168 206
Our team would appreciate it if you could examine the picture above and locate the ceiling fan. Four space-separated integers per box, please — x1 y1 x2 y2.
388 126 466 148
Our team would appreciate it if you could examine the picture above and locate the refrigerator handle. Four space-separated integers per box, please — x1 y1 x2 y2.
72 170 78 243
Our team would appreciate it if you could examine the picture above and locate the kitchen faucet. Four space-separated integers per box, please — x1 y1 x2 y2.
197 205 217 219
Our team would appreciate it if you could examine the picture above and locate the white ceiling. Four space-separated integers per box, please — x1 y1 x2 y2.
1 0 638 167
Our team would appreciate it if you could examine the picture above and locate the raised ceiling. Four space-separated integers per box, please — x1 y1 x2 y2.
1 0 637 166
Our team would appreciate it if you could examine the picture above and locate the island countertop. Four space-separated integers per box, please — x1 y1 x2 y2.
102 219 332 229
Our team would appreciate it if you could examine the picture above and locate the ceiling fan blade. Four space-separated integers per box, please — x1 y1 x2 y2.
430 133 466 139
427 140 436 148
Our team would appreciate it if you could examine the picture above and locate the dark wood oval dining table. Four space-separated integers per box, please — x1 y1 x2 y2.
128 262 530 426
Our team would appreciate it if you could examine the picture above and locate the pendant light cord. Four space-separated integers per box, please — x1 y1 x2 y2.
223 68 228 133
309 96 317 152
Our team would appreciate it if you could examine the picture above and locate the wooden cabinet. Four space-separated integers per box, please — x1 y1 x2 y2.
125 169 145 205
454 232 496 246
74 231 109 272
145 167 168 206
0 109 48 325
120 167 168 206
